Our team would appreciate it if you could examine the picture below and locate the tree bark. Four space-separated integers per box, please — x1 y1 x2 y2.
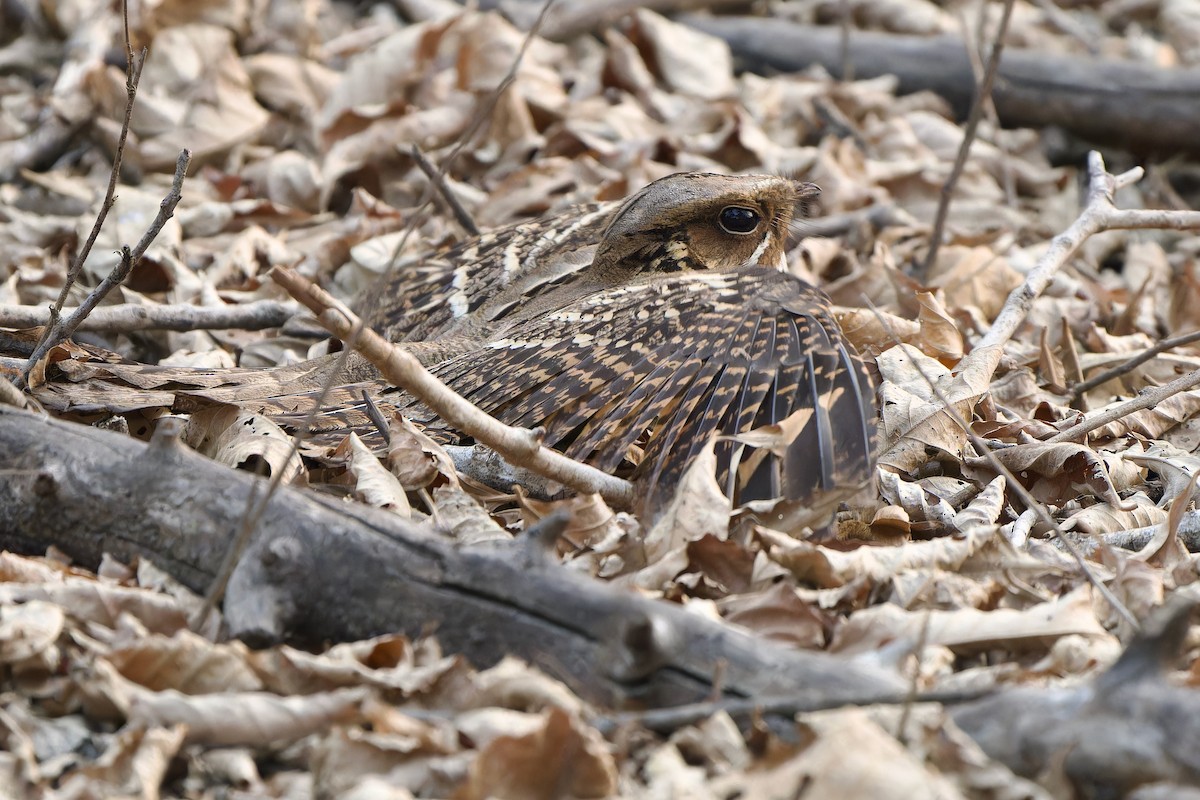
0 406 903 708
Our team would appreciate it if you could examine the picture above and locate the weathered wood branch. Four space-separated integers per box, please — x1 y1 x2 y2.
0 406 902 709
683 16 1200 156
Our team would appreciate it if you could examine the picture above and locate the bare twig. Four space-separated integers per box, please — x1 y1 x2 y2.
974 152 1200 356
920 0 1016 278
594 686 996 736
19 150 191 387
270 266 635 507
1070 328 1200 399
409 144 480 236
0 299 299 334
838 0 854 82
34 1 147 358
1050 366 1200 444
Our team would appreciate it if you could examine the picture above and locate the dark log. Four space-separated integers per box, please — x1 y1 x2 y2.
0 406 903 709
683 16 1200 157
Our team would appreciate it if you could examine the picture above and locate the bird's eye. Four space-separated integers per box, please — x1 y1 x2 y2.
718 206 761 235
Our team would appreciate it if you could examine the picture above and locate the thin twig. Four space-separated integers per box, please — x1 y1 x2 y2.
594 686 997 736
975 153 1164 355
1050 366 1200 444
270 266 635 507
1070 328 1200 399
0 299 299 334
20 149 191 387
409 144 480 236
838 0 854 82
920 0 1016 279
34 0 146 358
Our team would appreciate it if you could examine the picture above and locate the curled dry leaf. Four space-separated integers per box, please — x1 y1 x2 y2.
0 577 191 635
951 475 1007 532
763 525 1034 588
878 470 956 534
248 635 462 696
107 629 263 694
1089 389 1200 441
926 245 1022 321
915 290 964 364
833 306 921 356
832 585 1113 657
711 708 959 800
517 490 616 552
52 723 186 800
718 581 826 648
458 707 616 800
340 432 412 517
0 600 64 667
387 413 458 490
90 658 366 747
184 405 304 484
629 10 736 100
1060 494 1166 535
644 439 731 564
967 441 1134 510
877 343 992 473
131 25 270 170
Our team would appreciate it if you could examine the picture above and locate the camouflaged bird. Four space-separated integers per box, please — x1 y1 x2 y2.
34 173 878 519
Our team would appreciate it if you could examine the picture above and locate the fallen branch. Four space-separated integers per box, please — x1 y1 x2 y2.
0 299 299 334
270 266 636 507
683 16 1200 155
0 405 902 709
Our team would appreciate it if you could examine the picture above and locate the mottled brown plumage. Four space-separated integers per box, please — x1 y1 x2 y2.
34 172 877 518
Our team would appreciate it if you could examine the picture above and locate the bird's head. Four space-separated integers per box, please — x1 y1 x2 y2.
594 173 819 275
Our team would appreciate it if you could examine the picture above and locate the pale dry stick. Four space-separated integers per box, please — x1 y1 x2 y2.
0 376 29 409
1070 328 1200 399
34 0 146 358
20 149 192 387
920 0 1016 279
975 152 1200 357
1049 366 1200 444
0 299 299 334
271 265 635 507
199 0 563 625
865 300 1140 631
409 144 480 237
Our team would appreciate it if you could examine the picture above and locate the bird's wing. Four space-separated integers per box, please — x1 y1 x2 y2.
364 203 613 343
406 267 877 516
